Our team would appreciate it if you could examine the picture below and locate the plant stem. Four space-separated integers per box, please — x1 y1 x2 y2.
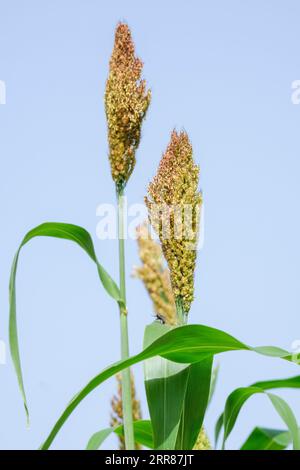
175 297 187 325
117 185 135 450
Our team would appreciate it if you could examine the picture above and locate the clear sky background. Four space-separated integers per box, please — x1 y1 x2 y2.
1 0 300 450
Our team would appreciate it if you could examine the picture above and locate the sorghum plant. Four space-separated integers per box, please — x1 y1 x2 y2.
110 373 142 450
146 130 201 318
8 23 300 451
104 22 151 449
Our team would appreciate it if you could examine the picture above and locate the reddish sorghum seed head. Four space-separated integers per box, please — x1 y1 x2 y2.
105 23 151 189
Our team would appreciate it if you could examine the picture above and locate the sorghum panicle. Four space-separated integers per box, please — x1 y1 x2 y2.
110 373 142 450
105 23 151 189
145 130 202 313
193 428 211 450
133 223 177 325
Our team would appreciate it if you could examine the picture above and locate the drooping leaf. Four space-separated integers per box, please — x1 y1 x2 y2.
86 420 154 450
39 323 297 449
175 356 213 450
9 222 123 422
214 412 224 446
222 385 265 447
143 322 190 450
220 380 300 449
267 393 300 450
216 374 300 448
241 427 292 450
86 427 113 450
252 375 300 390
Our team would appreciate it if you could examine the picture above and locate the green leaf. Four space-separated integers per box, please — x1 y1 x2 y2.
268 393 300 450
216 374 300 448
86 420 154 450
208 363 220 405
214 412 224 446
175 357 213 450
9 222 122 422
252 375 300 390
144 323 213 450
86 427 113 450
223 386 265 447
221 379 300 449
143 322 190 450
241 427 292 450
39 323 297 449
116 420 153 449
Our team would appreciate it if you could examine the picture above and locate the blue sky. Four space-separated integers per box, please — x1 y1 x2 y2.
1 0 300 449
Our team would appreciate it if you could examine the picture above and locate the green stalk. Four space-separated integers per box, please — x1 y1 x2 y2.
117 185 135 450
175 297 187 325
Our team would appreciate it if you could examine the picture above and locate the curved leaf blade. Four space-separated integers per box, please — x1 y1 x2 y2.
143 322 190 450
208 363 219 405
216 374 300 447
9 222 122 422
144 323 214 450
86 427 113 450
39 324 297 449
19 222 122 303
117 420 153 449
252 375 300 390
214 412 224 446
222 385 300 449
175 357 213 450
223 386 263 444
86 420 154 450
241 427 292 450
267 393 300 450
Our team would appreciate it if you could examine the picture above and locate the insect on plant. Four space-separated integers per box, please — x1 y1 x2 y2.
8 22 300 451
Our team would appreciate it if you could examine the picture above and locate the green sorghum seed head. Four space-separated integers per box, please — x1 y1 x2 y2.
145 130 202 313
